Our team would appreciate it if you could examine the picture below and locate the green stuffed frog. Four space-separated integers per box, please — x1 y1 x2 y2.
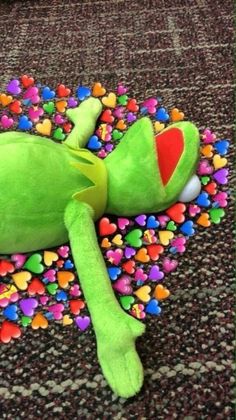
0 98 201 398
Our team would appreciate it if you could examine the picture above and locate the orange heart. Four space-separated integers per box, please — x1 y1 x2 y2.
57 271 75 288
116 119 127 130
196 213 211 227
44 251 58 266
135 248 150 263
154 121 165 132
31 312 48 329
0 93 13 106
92 82 106 97
36 119 52 136
56 100 67 113
154 284 170 300
101 237 111 248
171 108 184 122
134 285 151 302
201 144 213 158
102 92 117 108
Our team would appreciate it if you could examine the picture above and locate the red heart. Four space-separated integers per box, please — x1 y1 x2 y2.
57 84 71 98
122 260 135 274
204 182 217 195
9 100 22 114
166 203 186 223
28 278 45 295
126 98 139 112
0 321 21 343
69 299 85 315
63 122 72 133
100 109 114 124
147 244 164 261
56 259 64 268
21 74 34 88
0 260 14 276
99 217 117 236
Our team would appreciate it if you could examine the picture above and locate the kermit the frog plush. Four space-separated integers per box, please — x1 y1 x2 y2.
0 98 201 398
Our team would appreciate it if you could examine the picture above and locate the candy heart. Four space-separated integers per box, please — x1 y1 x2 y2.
92 82 106 97
56 100 67 113
162 257 178 273
57 245 69 258
69 284 81 297
40 295 49 305
115 119 127 130
209 208 225 224
112 129 123 141
154 284 170 300
3 304 18 321
213 168 228 185
113 275 132 295
43 101 55 115
117 95 128 106
147 244 164 260
41 86 55 101
99 217 117 236
122 260 135 274
0 260 14 276
141 97 158 114
76 86 91 101
171 108 184 122
21 74 34 88
126 98 139 112
19 298 38 316
124 247 136 259
87 135 101 150
46 283 58 295
53 127 66 141
23 86 40 104
117 217 130 230
146 215 159 229
180 220 195 236
156 107 169 122
213 192 228 207
213 154 227 170
44 251 59 266
196 213 211 227
106 249 123 265
134 248 150 263
158 231 174 246
112 234 123 246
107 266 121 281
202 128 216 144
145 299 161 315
100 109 114 123
1 115 14 129
157 215 170 227
201 176 211 186
48 303 65 320
0 320 21 343
196 192 210 207
21 316 32 327
166 221 177 231
201 144 213 158
28 278 45 295
125 229 143 247
62 314 73 326
117 84 128 95
75 316 90 331
204 181 217 195
101 237 111 248
102 92 117 108
9 100 22 114
24 254 44 274
36 119 52 136
135 214 146 226
119 295 135 310
0 93 12 106
134 285 151 303
148 265 164 281
43 269 56 282
154 121 165 132
188 204 201 217
57 84 71 97
134 268 148 282
171 237 186 253
57 271 75 289
64 259 74 270
131 303 145 319
12 271 32 290
166 203 186 223
7 79 21 95
126 112 136 123
28 106 44 122
214 140 229 155
31 313 48 329
143 229 156 244
197 160 213 175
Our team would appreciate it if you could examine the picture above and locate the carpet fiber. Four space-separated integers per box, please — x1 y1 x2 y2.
0 0 235 418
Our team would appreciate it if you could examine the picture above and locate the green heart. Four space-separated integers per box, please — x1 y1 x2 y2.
120 295 135 310
53 127 65 141
209 208 225 224
166 221 177 231
125 229 143 247
21 316 32 327
117 95 128 106
43 102 55 115
46 283 58 295
112 129 123 141
23 254 44 274
201 176 210 185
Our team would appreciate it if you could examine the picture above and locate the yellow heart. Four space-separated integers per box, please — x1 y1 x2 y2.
31 312 48 330
116 119 127 131
154 284 170 300
36 119 52 136
135 248 150 263
101 237 111 248
102 92 117 108
12 271 32 290
158 231 174 246
196 213 211 227
62 314 73 326
213 154 227 169
57 271 75 289
171 108 184 122
92 82 106 97
0 93 13 106
154 121 165 132
56 100 67 113
112 234 123 246
134 285 151 303
44 251 59 266
0 284 17 299
201 145 213 158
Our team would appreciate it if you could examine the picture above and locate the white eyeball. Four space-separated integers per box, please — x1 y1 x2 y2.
178 175 201 203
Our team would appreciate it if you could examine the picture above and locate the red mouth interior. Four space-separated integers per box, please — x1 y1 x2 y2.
155 128 184 186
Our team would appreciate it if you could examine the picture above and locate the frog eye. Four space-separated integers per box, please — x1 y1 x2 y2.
178 174 201 202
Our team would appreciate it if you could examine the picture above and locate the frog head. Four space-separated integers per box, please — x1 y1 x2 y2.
104 117 201 216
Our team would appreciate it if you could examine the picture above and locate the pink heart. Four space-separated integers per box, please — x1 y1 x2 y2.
188 204 201 217
40 296 49 305
197 160 213 175
213 192 228 207
28 106 44 122
162 257 178 273
142 97 158 114
54 114 65 125
23 86 40 104
11 253 27 269
202 128 216 144
171 237 186 253
69 284 81 297
1 115 14 129
134 268 148 282
118 218 130 230
113 275 133 295
106 249 123 265
57 246 69 258
117 84 128 95
113 106 125 119
48 303 64 320
157 215 170 227
97 149 107 158
43 269 56 282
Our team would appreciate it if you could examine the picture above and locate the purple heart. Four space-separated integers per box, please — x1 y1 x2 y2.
135 214 146 226
127 112 136 123
68 97 78 108
113 275 133 294
7 79 21 95
124 246 136 259
105 143 114 152
19 298 38 316
213 168 228 185
75 316 91 331
148 265 164 281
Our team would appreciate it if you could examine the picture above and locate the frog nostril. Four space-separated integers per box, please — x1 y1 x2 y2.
178 175 201 202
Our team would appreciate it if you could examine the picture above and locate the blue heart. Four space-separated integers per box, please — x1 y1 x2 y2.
87 135 101 150
56 290 68 301
196 192 210 207
140 106 148 115
22 99 32 107
3 304 18 321
76 86 91 101
155 107 169 122
45 312 54 320
146 215 159 229
107 266 121 281
64 259 74 269
180 220 195 236
136 280 144 286
18 115 32 131
145 299 161 315
215 140 229 156
169 247 177 254
42 86 55 101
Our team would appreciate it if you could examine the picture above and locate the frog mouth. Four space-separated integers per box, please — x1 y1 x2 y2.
155 127 184 186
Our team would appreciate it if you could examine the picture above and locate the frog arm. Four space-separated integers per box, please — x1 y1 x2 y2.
65 97 102 149
64 199 145 398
